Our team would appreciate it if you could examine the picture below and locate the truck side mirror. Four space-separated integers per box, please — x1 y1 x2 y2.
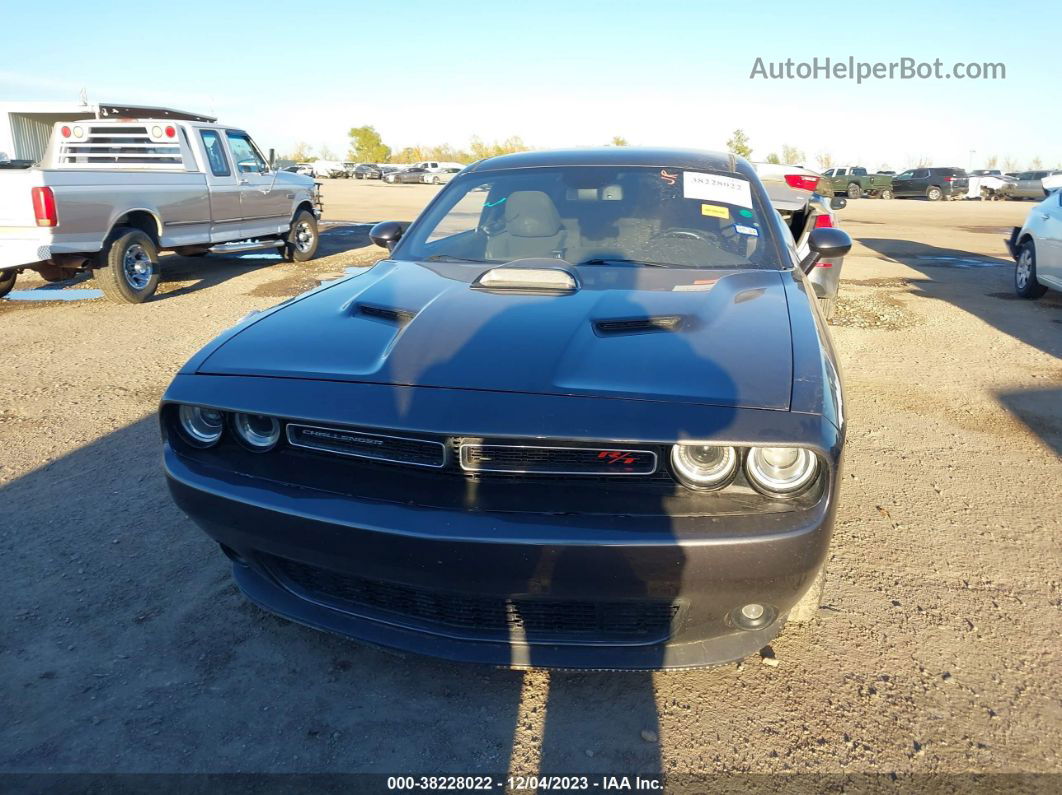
799 227 852 274
370 221 406 250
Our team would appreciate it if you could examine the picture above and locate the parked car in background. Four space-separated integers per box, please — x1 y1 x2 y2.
967 172 1016 201
1043 173 1062 193
891 167 969 201
354 163 382 179
970 169 1002 177
284 164 315 177
162 147 852 670
341 162 357 178
422 167 462 185
384 167 430 184
311 160 346 179
1006 190 1062 300
821 166 894 199
754 162 848 321
0 116 320 302
1009 170 1062 200
410 160 466 174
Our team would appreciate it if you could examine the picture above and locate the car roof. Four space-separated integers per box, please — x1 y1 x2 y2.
464 147 744 176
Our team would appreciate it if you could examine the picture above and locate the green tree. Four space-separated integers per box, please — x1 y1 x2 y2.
469 135 529 160
348 125 391 163
725 129 752 159
610 136 629 146
765 152 781 164
781 144 804 165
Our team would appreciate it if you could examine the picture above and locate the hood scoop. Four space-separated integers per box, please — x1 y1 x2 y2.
474 260 578 292
357 303 417 325
594 315 684 335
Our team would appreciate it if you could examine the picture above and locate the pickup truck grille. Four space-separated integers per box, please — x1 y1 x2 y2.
58 124 184 168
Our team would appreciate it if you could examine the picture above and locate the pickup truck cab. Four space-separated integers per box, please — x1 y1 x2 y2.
821 167 894 200
0 115 321 303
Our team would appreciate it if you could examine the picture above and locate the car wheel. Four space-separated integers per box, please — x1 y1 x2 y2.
846 183 861 199
926 185 943 201
879 188 893 200
0 269 16 298
283 210 320 262
93 227 160 303
788 564 826 624
1015 240 1048 300
818 296 836 322
431 176 441 185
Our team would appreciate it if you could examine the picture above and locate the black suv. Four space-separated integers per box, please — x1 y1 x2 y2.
353 163 382 180
891 167 969 201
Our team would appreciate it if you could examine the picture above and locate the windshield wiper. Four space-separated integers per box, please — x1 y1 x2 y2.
422 254 489 263
577 258 672 268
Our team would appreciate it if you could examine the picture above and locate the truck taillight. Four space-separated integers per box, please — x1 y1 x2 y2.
32 187 58 227
165 125 176 138
785 174 820 192
814 214 834 228
60 126 71 138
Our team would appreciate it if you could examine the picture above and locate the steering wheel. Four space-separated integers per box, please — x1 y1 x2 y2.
650 227 714 244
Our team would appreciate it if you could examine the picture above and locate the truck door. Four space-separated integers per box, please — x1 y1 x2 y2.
198 129 242 242
224 130 291 236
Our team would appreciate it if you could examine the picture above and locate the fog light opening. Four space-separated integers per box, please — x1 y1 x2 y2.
731 603 777 631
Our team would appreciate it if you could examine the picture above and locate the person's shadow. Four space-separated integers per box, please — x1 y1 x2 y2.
365 260 747 773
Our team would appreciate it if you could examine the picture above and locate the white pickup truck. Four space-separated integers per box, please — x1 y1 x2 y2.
0 114 321 303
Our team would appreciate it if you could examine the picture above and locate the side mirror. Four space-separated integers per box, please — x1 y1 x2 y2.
799 227 852 274
830 196 847 210
370 221 405 250
268 148 276 169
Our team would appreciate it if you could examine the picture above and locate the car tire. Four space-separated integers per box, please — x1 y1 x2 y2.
283 210 320 262
818 296 836 322
0 269 16 298
93 228 160 304
1015 240 1048 300
788 564 826 624
846 183 861 199
879 188 893 200
926 185 943 201
431 176 441 185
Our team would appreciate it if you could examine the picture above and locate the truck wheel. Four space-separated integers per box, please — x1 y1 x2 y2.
788 564 826 624
926 185 943 201
283 210 319 262
846 183 861 199
0 269 16 298
818 296 836 323
879 188 893 200
431 175 441 185
93 228 160 303
1015 241 1048 300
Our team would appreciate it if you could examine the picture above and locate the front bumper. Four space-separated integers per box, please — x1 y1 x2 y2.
165 442 836 670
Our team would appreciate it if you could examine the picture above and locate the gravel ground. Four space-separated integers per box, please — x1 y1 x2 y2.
2 183 1060 780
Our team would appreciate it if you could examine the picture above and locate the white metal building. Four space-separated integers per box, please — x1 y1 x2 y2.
0 102 215 165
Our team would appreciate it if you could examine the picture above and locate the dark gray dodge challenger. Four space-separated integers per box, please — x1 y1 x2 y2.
161 148 852 670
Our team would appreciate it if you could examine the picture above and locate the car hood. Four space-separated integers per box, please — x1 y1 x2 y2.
199 260 795 410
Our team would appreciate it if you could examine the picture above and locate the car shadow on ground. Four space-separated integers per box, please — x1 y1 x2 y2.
856 237 1062 360
155 223 374 301
994 387 1062 457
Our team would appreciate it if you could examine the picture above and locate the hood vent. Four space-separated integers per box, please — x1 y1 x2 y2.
357 303 416 325
474 266 578 292
594 315 684 335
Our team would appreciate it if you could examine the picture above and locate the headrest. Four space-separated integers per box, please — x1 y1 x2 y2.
504 191 562 238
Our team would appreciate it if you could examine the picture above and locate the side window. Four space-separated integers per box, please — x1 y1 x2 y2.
823 169 834 177
225 131 266 174
199 130 231 177
852 167 867 176
913 169 929 178
835 168 847 176
897 171 913 178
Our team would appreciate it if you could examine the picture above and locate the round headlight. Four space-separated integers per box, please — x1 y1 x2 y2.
178 405 224 447
233 413 281 451
745 447 818 496
670 444 739 490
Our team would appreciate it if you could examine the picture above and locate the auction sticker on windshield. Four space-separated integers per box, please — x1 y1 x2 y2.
684 172 753 207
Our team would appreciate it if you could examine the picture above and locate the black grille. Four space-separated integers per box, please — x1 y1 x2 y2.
286 424 445 467
358 303 416 324
460 444 657 475
268 556 680 641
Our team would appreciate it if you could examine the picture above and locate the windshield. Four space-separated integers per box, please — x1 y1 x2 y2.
394 166 782 269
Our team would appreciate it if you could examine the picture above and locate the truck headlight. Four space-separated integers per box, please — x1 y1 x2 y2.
670 444 739 490
745 447 818 497
233 413 281 452
178 405 224 447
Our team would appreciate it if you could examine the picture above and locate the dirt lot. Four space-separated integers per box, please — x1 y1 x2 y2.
2 180 1060 780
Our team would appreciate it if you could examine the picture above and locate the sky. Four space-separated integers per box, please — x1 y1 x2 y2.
2 0 1059 170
